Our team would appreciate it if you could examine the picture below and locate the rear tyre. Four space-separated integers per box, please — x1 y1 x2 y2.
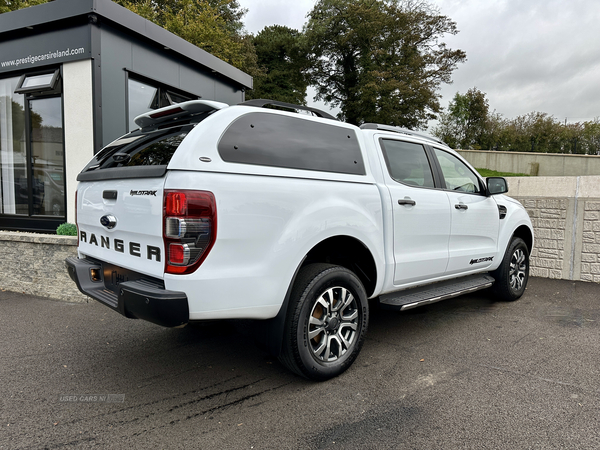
491 237 530 301
279 264 369 381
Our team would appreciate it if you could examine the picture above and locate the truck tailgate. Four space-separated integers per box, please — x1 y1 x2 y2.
77 177 165 279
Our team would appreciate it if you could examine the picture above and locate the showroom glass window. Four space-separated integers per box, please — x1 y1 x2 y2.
127 77 196 131
0 69 65 231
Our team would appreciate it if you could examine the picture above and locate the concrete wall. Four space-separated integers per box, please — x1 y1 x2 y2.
63 60 95 224
0 232 86 302
508 176 600 282
458 149 600 176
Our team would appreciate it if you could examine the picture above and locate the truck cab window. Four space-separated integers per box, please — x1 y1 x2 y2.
380 139 435 188
434 148 483 194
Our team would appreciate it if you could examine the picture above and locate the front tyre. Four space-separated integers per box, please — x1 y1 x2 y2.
491 237 530 301
279 264 369 381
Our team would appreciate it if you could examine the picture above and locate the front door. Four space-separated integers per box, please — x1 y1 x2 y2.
432 148 499 275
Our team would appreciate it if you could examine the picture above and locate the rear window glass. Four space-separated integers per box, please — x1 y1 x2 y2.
218 112 365 175
81 126 191 173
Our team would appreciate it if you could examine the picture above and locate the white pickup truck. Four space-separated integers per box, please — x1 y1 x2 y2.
66 99 533 380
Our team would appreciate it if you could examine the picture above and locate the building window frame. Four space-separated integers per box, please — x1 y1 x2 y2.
0 66 66 233
14 68 61 95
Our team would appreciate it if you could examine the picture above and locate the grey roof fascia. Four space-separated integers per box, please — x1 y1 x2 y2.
0 0 95 31
0 0 252 89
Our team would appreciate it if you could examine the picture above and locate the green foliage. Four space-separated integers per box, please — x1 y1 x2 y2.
304 0 466 127
247 25 309 105
114 0 246 31
486 113 600 154
56 223 77 236
4 99 41 155
208 0 246 35
435 88 489 149
476 168 529 177
0 0 49 13
9 100 26 148
118 0 253 71
433 88 600 155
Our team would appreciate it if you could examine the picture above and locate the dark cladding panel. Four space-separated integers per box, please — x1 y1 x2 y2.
179 65 216 100
99 24 241 146
99 26 132 147
0 25 91 74
132 44 179 88
215 82 244 105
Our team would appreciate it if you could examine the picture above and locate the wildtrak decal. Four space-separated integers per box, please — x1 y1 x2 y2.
79 231 161 262
469 256 494 265
130 190 157 196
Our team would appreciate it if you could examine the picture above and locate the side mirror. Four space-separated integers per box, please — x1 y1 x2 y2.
486 177 508 195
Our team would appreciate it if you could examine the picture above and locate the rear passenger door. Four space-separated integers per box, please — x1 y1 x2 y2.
379 139 451 285
431 148 499 275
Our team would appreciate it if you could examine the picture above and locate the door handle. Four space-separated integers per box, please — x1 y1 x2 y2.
398 198 416 206
455 203 468 210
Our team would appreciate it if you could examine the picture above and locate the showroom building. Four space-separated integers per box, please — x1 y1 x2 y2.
0 0 252 232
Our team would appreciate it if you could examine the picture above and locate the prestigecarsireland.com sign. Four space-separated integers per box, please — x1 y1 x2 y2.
0 25 91 74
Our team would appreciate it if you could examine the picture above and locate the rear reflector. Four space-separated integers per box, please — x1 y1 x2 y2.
168 243 190 265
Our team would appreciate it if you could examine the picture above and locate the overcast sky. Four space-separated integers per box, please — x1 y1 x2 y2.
238 0 600 127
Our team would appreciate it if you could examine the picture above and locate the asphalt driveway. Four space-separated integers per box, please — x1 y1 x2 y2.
1 277 599 449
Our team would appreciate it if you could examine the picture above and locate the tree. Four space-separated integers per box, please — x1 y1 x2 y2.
304 0 466 127
0 0 50 13
247 25 309 104
110 1 262 79
119 0 254 71
207 0 246 35
502 112 561 153
484 111 510 151
580 120 600 155
114 0 247 33
435 100 600 154
433 88 490 149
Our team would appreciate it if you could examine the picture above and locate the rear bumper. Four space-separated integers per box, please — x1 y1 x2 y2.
65 256 189 327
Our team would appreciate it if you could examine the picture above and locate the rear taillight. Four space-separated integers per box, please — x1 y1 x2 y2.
163 190 217 274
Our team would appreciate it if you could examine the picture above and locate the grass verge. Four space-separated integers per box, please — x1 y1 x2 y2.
476 168 530 177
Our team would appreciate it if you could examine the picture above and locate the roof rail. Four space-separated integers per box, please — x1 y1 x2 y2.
239 99 337 121
360 123 445 145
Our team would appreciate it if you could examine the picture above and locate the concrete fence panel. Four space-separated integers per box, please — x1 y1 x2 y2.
458 149 600 177
508 176 600 283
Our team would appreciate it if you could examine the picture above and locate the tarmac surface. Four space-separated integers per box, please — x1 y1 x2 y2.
1 277 599 449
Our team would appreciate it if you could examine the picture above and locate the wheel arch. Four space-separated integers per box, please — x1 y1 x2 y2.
302 235 377 298
258 234 378 358
513 224 534 253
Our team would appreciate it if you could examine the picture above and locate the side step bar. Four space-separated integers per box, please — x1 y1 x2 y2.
379 274 495 311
